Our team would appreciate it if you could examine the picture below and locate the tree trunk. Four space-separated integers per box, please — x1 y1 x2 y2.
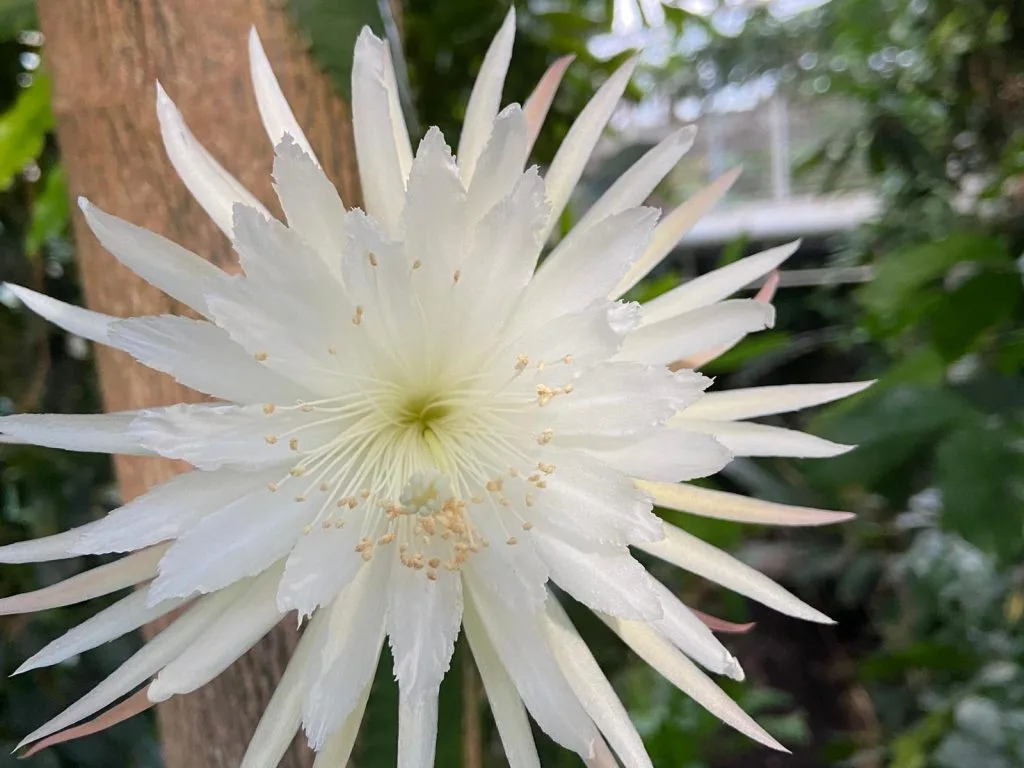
36 2 360 766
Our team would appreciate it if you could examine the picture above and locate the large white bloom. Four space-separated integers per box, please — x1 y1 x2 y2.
0 11 870 766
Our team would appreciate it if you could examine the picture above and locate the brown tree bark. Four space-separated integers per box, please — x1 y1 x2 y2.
36 1 361 766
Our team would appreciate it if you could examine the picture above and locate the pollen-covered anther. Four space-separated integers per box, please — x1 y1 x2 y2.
290 438 300 451
352 306 364 325
254 351 268 362
426 570 438 582
525 494 535 508
262 403 276 415
378 533 396 545
327 346 338 355
453 269 461 283
318 481 329 492
289 466 307 477
264 434 277 445
538 462 556 475
485 479 504 492
268 482 279 493
522 521 534 530
368 252 378 267
538 428 554 445
294 494 306 503
412 259 422 269
506 536 518 545
515 354 530 372
563 354 573 364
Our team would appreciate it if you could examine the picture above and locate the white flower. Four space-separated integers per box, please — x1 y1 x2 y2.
0 10 871 766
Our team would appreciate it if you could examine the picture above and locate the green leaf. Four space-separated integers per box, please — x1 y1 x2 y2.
0 0 34 41
25 165 69 256
0 73 52 190
929 271 1022 361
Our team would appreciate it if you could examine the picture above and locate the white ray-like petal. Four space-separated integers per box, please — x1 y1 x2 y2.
680 381 875 421
16 589 188 675
0 524 98 564
541 57 637 242
466 105 530 223
675 418 855 458
310 679 372 768
587 736 622 768
155 82 270 238
277 522 365 620
0 411 151 455
0 545 168 616
614 167 742 297
464 602 542 768
248 27 317 163
5 283 113 343
617 299 775 366
636 480 855 526
648 579 743 680
523 55 574 155
639 523 834 623
642 240 799 325
381 39 414 181
149 564 285 701
542 598 653 768
78 199 224 316
398 692 439 768
458 6 516 185
576 428 732 483
601 613 787 752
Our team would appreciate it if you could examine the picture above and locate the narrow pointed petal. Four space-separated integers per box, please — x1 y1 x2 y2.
693 609 757 634
635 480 855 527
681 381 875 421
466 105 530 222
642 240 799 324
618 299 775 366
17 589 188 675
578 427 732 483
382 40 414 181
638 523 834 623
541 57 637 242
273 136 347 266
155 82 270 238
614 167 742 297
543 598 653 768
648 580 743 680
458 7 516 184
587 737 622 768
78 199 223 316
240 612 327 768
523 55 574 155
601 614 788 752
0 545 168 616
674 418 855 458
398 692 439 768
464 604 542 768
0 526 94 564
0 411 151 455
248 27 318 163
5 283 112 343
21 687 155 758
576 126 696 231
311 679 372 768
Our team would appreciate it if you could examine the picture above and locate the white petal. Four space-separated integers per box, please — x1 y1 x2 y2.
674 418 854 458
523 55 574 155
310 679 372 768
642 240 799 324
576 428 732 483
398 692 439 768
680 381 875 421
466 105 530 222
381 39 414 181
463 580 597 757
464 604 542 768
352 29 408 236
5 283 112 343
78 199 224 316
635 480 855 526
17 586 239 750
542 598 653 768
149 564 285 701
241 609 327 768
463 501 549 613
614 167 741 297
0 411 150 456
638 523 834 623
277 523 365 620
16 589 188 674
248 27 318 163
532 535 662 621
541 57 637 242
155 82 270 238
458 7 516 185
0 524 99 564
388 565 463 699
601 613 787 752
617 299 775 366
0 545 167 615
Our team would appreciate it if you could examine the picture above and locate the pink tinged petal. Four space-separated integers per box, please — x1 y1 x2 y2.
0 545 168 616
457 7 516 185
638 523 834 623
277 523 365 620
4 283 112 344
16 587 238 750
523 55 575 156
388 565 463 699
248 27 318 163
681 380 876 421
576 126 697 233
398 692 439 768
464 604 542 768
600 614 788 752
0 411 151 456
16 589 188 675
466 105 530 222
614 167 742 298
149 565 285 701
635 480 855 527
757 269 781 302
532 535 662 622
618 299 775 366
310 679 372 768
78 199 224 317
673 418 855 458
542 598 653 768
239 610 326 768
303 557 388 750
155 82 270 238
577 428 732 483
463 581 598 758
541 57 638 243
642 240 799 325
693 609 757 634
21 687 156 758
587 737 622 768
352 29 409 236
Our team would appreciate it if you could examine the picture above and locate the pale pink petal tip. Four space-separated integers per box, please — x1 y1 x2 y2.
692 608 757 634
20 687 156 758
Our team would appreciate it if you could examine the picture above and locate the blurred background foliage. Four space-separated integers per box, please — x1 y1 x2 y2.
0 0 1021 766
